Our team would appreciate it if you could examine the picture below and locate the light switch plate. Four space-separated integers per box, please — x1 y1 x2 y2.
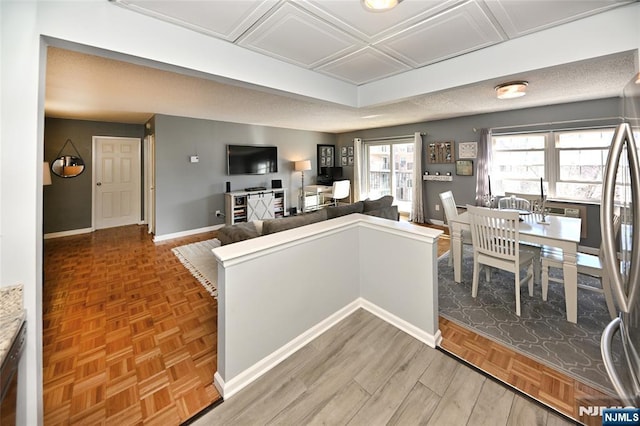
189 155 199 163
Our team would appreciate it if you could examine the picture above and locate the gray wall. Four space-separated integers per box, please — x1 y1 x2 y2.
336 97 624 248
152 114 336 237
43 118 145 234
44 115 336 237
45 97 623 245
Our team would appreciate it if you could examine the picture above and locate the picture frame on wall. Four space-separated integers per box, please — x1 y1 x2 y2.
341 156 348 166
317 144 335 170
458 142 477 159
456 160 474 176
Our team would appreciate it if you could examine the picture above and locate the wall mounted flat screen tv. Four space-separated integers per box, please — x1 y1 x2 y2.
227 144 278 175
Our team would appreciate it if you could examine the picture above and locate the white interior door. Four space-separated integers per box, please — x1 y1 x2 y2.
93 136 141 230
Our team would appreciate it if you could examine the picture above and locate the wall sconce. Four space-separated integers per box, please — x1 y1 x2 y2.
43 162 52 186
495 81 528 99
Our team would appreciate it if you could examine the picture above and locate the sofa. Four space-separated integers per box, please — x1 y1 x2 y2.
217 195 399 245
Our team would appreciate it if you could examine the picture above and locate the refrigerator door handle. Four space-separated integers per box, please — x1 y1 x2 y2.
601 123 640 313
601 317 639 406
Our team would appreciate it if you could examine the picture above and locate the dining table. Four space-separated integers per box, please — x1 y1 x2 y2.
449 209 582 323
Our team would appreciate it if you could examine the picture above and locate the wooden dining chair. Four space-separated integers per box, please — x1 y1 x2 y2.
498 195 531 211
439 191 472 266
467 205 535 316
540 214 620 319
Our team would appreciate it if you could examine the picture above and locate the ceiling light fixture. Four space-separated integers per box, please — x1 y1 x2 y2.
362 0 402 12
495 81 528 99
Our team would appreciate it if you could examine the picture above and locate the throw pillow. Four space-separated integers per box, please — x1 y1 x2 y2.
262 209 328 235
217 221 260 245
363 205 399 221
325 201 364 219
363 195 394 212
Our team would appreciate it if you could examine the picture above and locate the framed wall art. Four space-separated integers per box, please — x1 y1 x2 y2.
455 160 474 176
458 142 477 159
317 144 335 170
427 141 454 164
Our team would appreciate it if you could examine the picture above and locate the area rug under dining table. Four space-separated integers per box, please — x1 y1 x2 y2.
438 245 620 396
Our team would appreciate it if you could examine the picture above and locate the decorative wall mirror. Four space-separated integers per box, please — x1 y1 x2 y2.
51 155 85 178
51 139 85 178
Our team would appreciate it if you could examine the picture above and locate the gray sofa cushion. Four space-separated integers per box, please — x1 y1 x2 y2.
218 221 260 245
363 205 399 221
325 201 364 219
262 209 328 235
363 195 394 212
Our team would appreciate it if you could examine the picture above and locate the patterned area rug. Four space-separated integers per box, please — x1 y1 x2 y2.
172 238 221 298
438 246 620 396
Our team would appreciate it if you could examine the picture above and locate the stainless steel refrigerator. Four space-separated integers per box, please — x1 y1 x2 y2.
600 76 640 408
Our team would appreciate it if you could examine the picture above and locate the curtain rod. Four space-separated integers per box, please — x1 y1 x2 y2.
362 132 426 142
489 116 624 133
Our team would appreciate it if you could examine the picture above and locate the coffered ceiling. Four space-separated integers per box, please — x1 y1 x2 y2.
44 0 640 133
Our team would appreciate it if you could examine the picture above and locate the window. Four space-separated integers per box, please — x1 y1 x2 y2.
491 134 545 196
555 129 613 201
491 127 640 203
364 140 414 212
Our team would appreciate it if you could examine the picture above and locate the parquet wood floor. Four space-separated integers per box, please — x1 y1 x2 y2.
42 221 617 425
43 225 222 425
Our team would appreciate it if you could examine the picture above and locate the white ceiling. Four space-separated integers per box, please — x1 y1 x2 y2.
44 0 640 133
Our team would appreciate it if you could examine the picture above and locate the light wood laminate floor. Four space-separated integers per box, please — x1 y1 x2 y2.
193 309 574 426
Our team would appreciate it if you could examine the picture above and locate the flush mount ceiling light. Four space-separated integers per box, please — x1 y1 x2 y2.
362 0 402 12
495 81 528 99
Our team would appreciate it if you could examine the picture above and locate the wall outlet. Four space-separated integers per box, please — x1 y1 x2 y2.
215 210 221 217
435 204 440 211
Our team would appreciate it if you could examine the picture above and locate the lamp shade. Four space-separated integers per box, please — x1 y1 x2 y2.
294 160 312 172
43 162 52 186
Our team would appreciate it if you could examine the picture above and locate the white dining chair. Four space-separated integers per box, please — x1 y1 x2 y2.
467 205 535 316
322 180 350 206
540 214 620 319
439 191 472 266
498 195 531 211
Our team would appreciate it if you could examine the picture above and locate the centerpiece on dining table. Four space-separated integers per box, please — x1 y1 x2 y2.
533 177 550 224
482 175 495 208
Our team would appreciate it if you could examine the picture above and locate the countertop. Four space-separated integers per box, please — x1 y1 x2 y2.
0 285 25 367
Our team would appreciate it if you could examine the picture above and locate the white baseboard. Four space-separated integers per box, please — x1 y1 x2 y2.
359 298 442 348
153 224 224 242
44 227 94 239
215 299 361 399
215 298 442 400
430 219 445 226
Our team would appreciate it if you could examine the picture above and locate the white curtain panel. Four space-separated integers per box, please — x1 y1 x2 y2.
410 132 425 223
475 128 492 205
353 138 363 201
